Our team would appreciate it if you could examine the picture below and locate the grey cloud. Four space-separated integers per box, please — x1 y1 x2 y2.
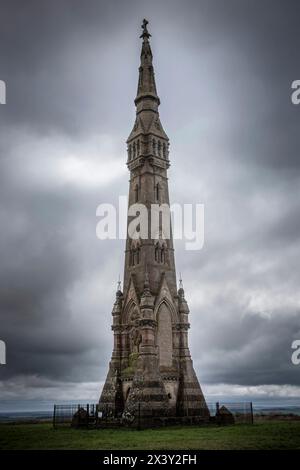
0 0 300 404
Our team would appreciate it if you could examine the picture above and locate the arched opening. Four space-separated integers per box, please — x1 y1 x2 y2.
158 140 161 157
154 241 167 264
155 244 158 261
155 182 160 202
152 138 157 155
160 246 164 263
157 302 173 368
134 184 139 203
125 387 131 402
133 142 136 158
128 144 132 161
163 142 167 159
130 240 141 266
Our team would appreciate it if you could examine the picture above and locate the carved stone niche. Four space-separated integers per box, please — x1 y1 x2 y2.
129 306 141 354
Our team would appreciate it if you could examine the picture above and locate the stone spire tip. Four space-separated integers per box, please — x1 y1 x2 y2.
179 272 183 290
140 18 151 40
117 274 122 294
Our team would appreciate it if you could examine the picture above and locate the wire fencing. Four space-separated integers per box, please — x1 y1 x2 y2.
53 401 253 428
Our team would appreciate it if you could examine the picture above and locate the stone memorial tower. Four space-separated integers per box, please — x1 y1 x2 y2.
99 20 209 424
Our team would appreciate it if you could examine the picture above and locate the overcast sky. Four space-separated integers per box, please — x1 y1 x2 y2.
0 0 300 410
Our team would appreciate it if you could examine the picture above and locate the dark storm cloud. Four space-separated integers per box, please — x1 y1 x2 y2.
0 0 137 135
192 299 300 386
0 0 300 402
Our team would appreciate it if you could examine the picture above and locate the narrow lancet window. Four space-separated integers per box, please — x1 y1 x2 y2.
134 184 139 203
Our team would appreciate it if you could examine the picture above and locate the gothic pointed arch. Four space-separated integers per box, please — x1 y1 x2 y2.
128 303 142 354
122 275 140 324
130 238 141 266
154 274 178 323
156 301 173 368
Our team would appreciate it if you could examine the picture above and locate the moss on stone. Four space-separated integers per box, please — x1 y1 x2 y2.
122 352 139 377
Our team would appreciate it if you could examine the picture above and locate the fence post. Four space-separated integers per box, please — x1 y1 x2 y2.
95 404 98 427
250 402 254 424
53 404 56 429
138 402 141 430
185 391 188 418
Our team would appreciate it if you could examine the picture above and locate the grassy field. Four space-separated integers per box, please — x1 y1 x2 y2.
0 421 300 450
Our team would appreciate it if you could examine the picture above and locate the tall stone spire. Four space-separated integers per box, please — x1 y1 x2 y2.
125 20 174 298
99 21 209 426
135 19 159 106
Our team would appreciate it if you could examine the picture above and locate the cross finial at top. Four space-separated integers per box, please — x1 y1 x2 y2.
179 272 184 290
140 18 151 39
117 274 121 292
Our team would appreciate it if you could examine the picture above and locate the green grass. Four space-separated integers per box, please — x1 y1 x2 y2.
0 421 300 450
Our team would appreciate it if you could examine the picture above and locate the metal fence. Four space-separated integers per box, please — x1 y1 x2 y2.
208 401 254 425
53 403 99 428
53 401 253 428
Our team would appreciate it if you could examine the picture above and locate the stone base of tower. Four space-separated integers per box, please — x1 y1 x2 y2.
99 363 210 426
99 364 210 427
98 362 124 419
176 359 210 419
98 279 210 427
122 355 170 425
